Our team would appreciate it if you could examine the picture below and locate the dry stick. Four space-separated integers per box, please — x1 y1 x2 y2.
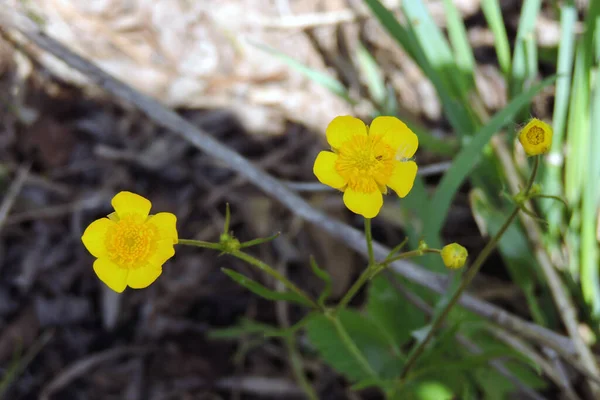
0 8 584 370
492 135 600 395
0 165 29 233
387 275 548 400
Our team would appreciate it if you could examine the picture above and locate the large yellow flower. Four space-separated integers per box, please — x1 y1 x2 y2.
82 191 178 293
313 116 418 218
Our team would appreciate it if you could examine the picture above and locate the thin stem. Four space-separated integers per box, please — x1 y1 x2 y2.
329 314 378 378
285 336 319 400
382 249 442 266
399 156 540 381
337 249 441 311
365 218 375 266
177 239 222 250
230 250 321 310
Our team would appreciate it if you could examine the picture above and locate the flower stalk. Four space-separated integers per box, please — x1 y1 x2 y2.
398 156 541 382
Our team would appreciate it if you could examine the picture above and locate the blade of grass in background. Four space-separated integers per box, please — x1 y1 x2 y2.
510 0 542 106
442 0 476 92
356 43 387 109
250 42 356 105
581 6 600 316
541 1 577 243
481 0 511 78
363 0 477 135
426 76 557 237
564 2 599 282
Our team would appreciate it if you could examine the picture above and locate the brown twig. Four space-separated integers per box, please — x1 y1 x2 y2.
0 6 583 372
0 164 30 233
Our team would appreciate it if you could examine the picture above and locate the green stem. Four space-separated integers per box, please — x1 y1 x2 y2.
365 218 375 266
179 239 320 310
230 250 321 310
329 314 378 378
177 239 222 250
399 156 540 381
337 249 441 311
285 336 319 400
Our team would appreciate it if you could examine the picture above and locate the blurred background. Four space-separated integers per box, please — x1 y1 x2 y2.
0 0 598 399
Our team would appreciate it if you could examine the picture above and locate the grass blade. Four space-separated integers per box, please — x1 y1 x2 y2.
541 1 578 237
510 0 542 101
481 0 511 77
251 42 355 104
443 0 476 91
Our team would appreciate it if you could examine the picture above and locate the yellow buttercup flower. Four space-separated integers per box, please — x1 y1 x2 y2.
313 116 418 218
441 243 468 269
518 118 553 156
82 191 178 293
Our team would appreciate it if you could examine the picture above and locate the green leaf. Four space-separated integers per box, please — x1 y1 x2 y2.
510 0 542 102
363 0 476 134
250 42 355 104
221 268 313 307
306 310 402 382
426 75 557 236
367 276 426 347
209 318 285 339
541 1 577 237
356 44 387 108
481 0 511 77
443 0 476 92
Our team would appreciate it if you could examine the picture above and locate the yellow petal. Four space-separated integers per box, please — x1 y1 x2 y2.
81 218 114 258
93 258 128 293
326 116 367 149
369 116 418 159
111 191 152 218
388 161 418 198
313 151 346 189
148 239 175 266
343 188 383 218
127 264 162 289
147 212 178 244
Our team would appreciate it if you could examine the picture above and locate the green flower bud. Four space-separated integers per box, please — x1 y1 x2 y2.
441 243 468 269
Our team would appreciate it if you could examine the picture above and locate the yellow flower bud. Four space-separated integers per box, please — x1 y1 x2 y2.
441 243 468 269
518 118 553 156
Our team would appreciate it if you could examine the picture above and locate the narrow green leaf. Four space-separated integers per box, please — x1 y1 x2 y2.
222 268 313 307
443 0 476 91
426 76 557 236
251 42 355 104
363 0 476 134
541 1 577 235
356 44 387 107
481 0 511 77
581 7 600 315
209 318 285 339
510 0 542 101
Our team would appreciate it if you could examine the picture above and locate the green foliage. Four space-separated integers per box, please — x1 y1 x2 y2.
367 276 425 348
306 310 403 382
221 268 314 307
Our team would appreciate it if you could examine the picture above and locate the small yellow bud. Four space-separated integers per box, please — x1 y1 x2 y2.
518 118 553 156
441 243 468 269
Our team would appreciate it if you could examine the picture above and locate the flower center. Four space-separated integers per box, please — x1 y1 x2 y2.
334 134 395 193
105 215 157 268
526 126 544 145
